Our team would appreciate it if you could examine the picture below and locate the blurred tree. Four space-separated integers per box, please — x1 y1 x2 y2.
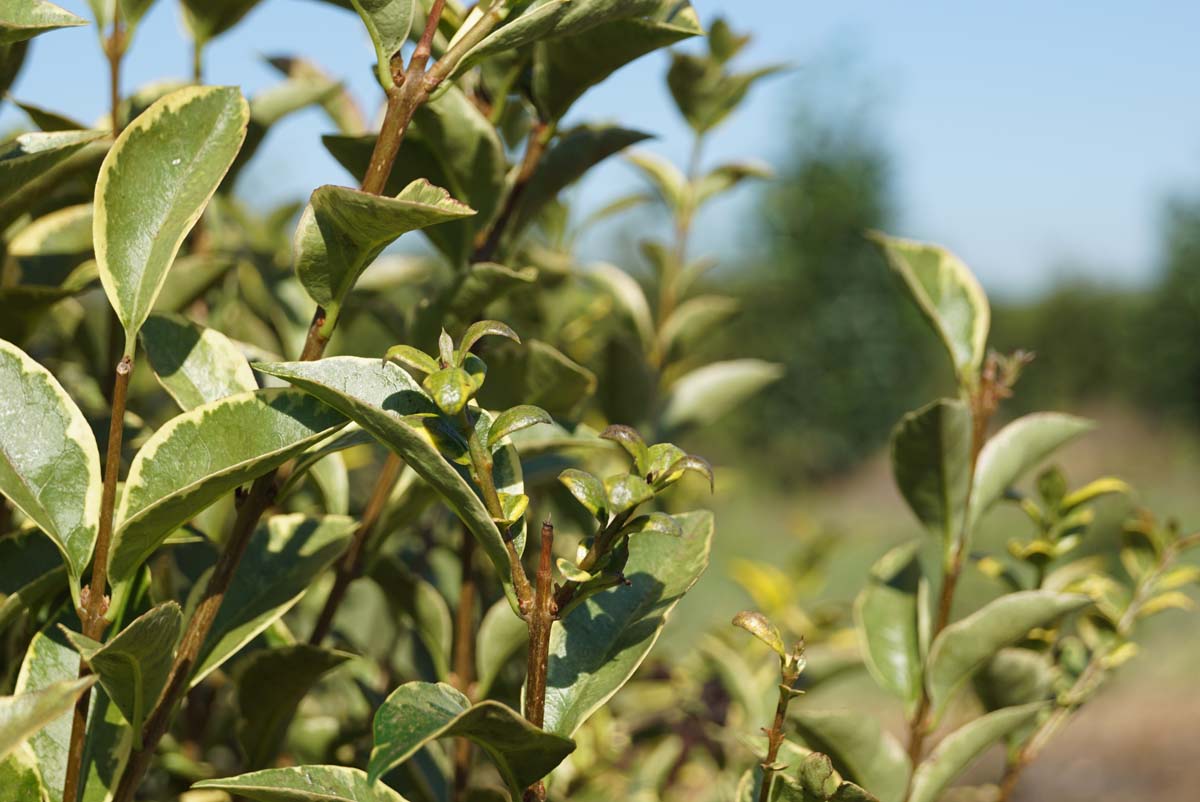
1134 194 1200 421
718 107 941 477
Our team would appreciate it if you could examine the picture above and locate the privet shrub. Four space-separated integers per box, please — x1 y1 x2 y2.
0 4 1195 802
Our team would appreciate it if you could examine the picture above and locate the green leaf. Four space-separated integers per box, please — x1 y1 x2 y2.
907 704 1044 802
530 0 701 121
180 0 264 42
599 424 647 471
109 389 347 588
661 359 784 432
195 766 411 802
458 320 521 361
323 86 504 267
626 149 688 211
0 40 26 99
0 745 43 802
731 610 785 657
475 599 528 698
511 125 652 238
487 405 553 448
974 648 1056 713
368 682 575 793
694 160 773 206
969 413 1094 529
604 473 653 514
451 0 664 77
189 514 357 685
792 709 911 802
367 558 454 681
15 624 130 802
543 510 713 736
1 130 104 196
295 180 474 320
253 358 520 609
891 399 973 544
236 645 352 769
658 295 740 360
95 86 249 353
0 530 66 633
85 0 158 34
589 262 655 352
854 541 924 715
0 676 95 762
0 339 101 606
385 344 439 375
8 202 93 282
667 52 785 134
522 340 597 418
63 602 182 747
656 454 714 492
0 0 85 44
140 313 257 410
422 367 476 416
869 233 990 382
348 0 415 87
622 512 682 538
926 591 1090 717
558 468 607 519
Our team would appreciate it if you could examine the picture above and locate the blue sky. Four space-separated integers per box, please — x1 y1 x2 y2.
7 1 1200 298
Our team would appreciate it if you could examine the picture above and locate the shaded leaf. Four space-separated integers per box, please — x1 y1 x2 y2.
667 53 785 133
543 510 713 736
109 389 346 588
854 541 924 714
1 130 104 196
475 599 528 698
792 709 911 802
190 514 357 685
891 399 972 544
0 339 100 606
63 602 182 747
558 468 607 519
926 591 1090 717
181 0 264 42
487 405 553 449
96 86 249 351
512 125 652 237
141 313 257 410
531 0 701 121
368 682 575 794
907 704 1043 802
295 180 473 319
237 645 352 768
0 530 66 632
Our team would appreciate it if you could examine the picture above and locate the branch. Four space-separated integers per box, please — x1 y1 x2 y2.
522 520 557 802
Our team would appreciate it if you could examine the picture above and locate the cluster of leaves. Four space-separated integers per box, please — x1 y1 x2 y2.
532 235 1200 802
0 2 774 801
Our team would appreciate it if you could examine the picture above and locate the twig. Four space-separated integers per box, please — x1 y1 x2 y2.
452 533 477 800
62 355 131 802
758 659 803 802
474 119 553 262
522 520 557 802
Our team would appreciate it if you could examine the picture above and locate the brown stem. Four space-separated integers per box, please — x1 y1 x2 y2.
308 454 403 645
475 119 552 262
62 355 131 802
522 521 556 802
452 533 477 801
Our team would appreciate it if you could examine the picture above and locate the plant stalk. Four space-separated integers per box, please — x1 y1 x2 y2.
62 355 131 802
475 119 554 261
452 533 477 801
308 454 404 644
758 662 802 802
522 520 557 802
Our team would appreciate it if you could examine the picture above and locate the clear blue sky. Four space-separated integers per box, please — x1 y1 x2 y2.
7 0 1200 298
